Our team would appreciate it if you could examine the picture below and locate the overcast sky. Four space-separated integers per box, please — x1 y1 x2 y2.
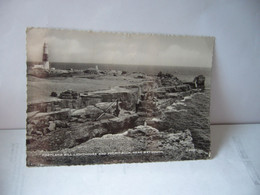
27 28 214 67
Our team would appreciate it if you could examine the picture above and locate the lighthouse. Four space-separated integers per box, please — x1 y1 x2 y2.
31 42 51 70
43 42 50 70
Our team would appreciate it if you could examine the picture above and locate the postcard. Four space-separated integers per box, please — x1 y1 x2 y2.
26 28 214 166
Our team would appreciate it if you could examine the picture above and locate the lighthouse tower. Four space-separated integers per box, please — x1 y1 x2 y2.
43 42 50 70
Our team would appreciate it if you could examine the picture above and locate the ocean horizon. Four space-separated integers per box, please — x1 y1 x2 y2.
28 62 211 76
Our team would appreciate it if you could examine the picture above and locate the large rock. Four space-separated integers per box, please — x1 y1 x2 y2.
54 120 69 128
89 87 138 111
69 133 141 153
57 127 198 162
158 75 183 87
48 121 56 131
71 105 104 120
193 75 205 89
85 105 104 120
59 90 79 99
101 113 138 134
95 102 116 113
126 125 160 138
184 75 206 90
71 108 86 117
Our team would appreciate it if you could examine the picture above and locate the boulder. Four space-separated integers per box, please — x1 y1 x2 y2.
48 121 56 131
85 105 104 120
95 102 116 114
193 75 205 88
54 120 69 128
158 75 182 87
126 125 160 138
184 75 206 90
71 108 87 117
71 105 104 120
101 113 138 134
59 90 79 99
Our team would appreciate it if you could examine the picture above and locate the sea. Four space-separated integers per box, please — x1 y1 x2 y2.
49 62 211 86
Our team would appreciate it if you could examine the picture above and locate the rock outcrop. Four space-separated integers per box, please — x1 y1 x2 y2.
26 109 71 137
52 126 208 162
59 90 79 99
26 70 210 164
157 72 182 86
184 75 206 90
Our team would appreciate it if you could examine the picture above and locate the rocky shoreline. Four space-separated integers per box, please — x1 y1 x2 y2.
27 69 210 166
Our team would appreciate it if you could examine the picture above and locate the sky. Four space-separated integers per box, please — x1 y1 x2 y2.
26 28 215 67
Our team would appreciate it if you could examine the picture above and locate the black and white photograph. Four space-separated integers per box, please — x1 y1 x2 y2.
26 28 215 166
